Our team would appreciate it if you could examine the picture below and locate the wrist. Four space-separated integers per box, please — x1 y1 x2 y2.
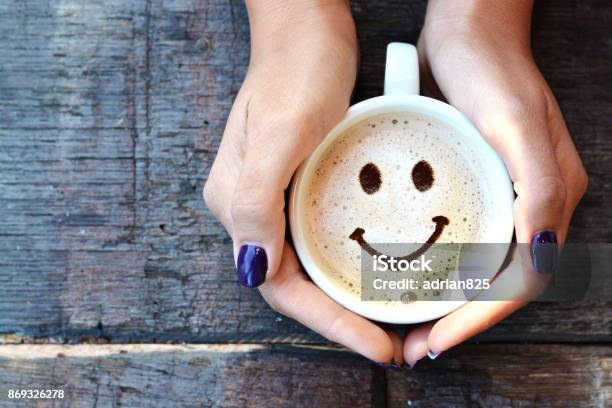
425 0 533 23
423 0 533 50
246 0 351 24
246 0 356 61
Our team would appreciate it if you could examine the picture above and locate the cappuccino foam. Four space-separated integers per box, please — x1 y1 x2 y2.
304 112 494 299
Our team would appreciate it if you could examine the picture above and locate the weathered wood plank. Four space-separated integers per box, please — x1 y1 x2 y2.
387 344 611 408
0 0 611 343
0 344 378 408
0 344 609 407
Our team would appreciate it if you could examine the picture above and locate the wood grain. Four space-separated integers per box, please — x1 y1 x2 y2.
0 344 609 407
0 344 378 408
0 0 610 344
387 344 611 408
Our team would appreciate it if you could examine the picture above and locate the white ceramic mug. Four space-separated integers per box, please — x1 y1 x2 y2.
289 43 514 324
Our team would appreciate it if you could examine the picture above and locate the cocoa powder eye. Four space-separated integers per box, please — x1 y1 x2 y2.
411 160 434 192
359 162 382 194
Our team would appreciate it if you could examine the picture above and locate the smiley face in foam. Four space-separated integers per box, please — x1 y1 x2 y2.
349 159 449 262
305 112 493 296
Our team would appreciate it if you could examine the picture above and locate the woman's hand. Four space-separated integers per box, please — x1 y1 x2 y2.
404 0 588 366
204 1 401 364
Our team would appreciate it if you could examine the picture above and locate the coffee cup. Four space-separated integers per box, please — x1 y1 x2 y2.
288 43 514 324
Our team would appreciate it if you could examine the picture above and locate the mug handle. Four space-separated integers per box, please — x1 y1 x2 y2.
384 42 419 95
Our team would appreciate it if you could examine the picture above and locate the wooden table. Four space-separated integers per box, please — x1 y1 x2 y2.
0 0 610 406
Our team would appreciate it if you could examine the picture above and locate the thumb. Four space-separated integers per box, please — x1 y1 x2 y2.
231 151 291 288
230 115 318 288
484 114 565 274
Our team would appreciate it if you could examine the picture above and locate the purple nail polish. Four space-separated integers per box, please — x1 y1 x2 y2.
427 350 441 360
531 230 558 274
237 244 268 288
372 361 389 369
390 361 403 370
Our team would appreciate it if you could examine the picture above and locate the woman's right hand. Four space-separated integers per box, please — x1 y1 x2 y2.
204 0 401 365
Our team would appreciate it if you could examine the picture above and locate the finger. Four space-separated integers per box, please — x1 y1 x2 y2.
478 102 566 274
382 327 405 367
203 90 249 230
230 99 340 288
405 251 544 363
231 161 286 288
543 96 589 237
260 245 396 363
403 322 435 368
402 302 523 365
491 118 566 241
426 254 535 357
428 300 523 357
203 145 240 230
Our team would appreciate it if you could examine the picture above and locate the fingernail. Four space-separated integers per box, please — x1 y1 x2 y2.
237 243 268 288
390 360 404 370
427 349 441 360
406 361 417 370
372 361 388 369
531 230 558 274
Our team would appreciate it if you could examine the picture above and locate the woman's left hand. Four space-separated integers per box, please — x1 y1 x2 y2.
403 0 588 367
